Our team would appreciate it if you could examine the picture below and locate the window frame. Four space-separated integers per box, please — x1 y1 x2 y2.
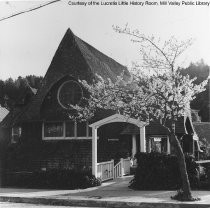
42 121 65 140
11 126 22 143
42 121 92 140
57 80 83 109
148 135 170 154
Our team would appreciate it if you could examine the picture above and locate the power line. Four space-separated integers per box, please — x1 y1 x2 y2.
0 0 61 22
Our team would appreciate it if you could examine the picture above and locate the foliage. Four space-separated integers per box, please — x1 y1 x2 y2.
179 60 210 122
194 163 210 190
4 169 101 189
180 60 209 85
0 75 43 110
70 69 207 131
69 29 207 130
129 152 199 190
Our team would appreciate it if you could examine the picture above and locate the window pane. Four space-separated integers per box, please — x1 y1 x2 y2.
12 126 22 143
152 140 162 153
66 121 75 137
77 122 86 137
13 127 21 136
161 138 167 153
150 137 160 153
150 137 167 153
58 81 83 108
44 122 63 137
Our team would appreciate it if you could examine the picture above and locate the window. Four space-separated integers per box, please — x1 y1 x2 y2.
149 136 168 153
57 80 83 109
44 122 64 139
66 121 75 137
42 121 91 140
11 126 22 143
77 122 87 137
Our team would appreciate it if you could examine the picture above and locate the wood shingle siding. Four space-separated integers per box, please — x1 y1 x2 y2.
9 28 129 125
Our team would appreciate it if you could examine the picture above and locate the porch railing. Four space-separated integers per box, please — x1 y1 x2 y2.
97 160 114 181
122 157 130 175
196 160 210 164
97 157 131 182
114 159 122 178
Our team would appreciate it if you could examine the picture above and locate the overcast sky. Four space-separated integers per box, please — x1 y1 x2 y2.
0 0 210 80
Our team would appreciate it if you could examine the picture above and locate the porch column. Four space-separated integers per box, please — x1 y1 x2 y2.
92 127 98 177
167 136 170 154
140 126 146 152
148 138 151 153
192 139 195 156
132 134 137 157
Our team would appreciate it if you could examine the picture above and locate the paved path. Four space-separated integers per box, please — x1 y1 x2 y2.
1 176 210 207
0 202 101 208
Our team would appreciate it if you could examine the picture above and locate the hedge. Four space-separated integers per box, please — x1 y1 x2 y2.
4 169 101 189
129 152 199 190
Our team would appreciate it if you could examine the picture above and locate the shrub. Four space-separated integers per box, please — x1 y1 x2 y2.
129 152 199 190
5 169 101 189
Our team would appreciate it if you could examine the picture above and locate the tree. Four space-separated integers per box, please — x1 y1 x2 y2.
180 60 209 85
70 28 207 201
179 60 210 122
112 28 206 200
0 75 43 110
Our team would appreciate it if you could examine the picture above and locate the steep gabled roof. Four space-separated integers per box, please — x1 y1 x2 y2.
1 85 37 128
1 107 23 128
5 28 130 125
0 106 9 123
75 36 130 81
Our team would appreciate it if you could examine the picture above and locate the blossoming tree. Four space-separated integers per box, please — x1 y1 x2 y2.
70 29 207 201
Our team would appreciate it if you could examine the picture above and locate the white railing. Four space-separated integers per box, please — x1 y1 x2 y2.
114 160 122 178
196 160 210 164
123 157 130 175
97 157 131 182
114 157 131 178
97 160 114 181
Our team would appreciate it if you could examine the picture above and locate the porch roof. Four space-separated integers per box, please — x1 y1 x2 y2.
120 117 188 135
89 114 147 129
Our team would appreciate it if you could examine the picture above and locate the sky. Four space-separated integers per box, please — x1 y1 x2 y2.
0 0 210 80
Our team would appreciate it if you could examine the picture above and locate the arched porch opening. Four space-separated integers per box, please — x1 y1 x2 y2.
89 114 147 178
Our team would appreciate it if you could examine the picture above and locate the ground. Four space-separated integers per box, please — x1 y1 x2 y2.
1 176 210 207
0 202 101 208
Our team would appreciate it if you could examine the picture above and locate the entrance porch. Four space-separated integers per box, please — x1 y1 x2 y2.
89 114 147 181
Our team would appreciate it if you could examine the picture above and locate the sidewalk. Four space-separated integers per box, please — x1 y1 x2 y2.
1 175 210 207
